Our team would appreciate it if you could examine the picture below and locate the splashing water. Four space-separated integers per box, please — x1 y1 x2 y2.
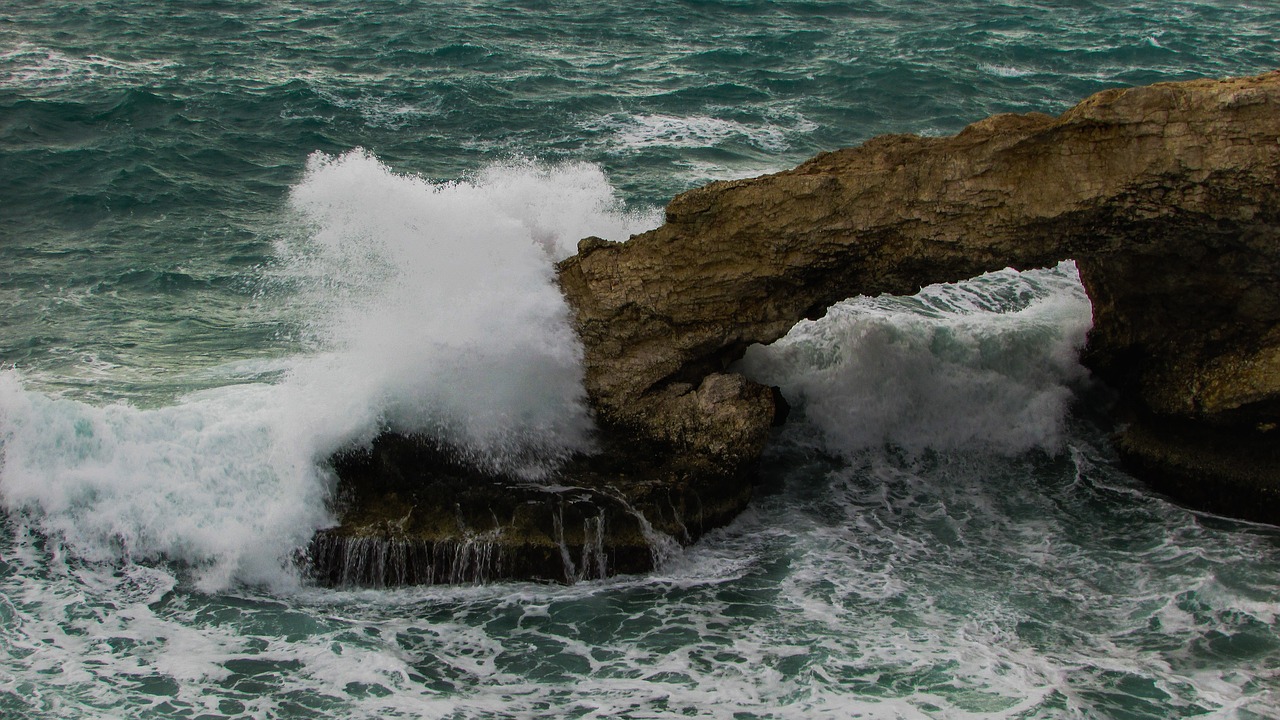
276 150 620 475
0 156 657 591
741 262 1094 457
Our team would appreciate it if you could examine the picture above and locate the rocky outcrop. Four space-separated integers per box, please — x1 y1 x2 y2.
308 432 747 585
312 72 1280 586
557 71 1280 524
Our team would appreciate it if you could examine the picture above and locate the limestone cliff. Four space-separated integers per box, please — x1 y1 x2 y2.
557 71 1280 524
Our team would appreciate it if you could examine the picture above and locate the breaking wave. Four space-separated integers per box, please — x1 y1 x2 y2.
0 154 656 590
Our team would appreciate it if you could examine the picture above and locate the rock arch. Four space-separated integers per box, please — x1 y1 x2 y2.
556 71 1280 523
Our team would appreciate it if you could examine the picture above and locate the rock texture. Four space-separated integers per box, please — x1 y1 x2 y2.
557 71 1280 524
314 72 1280 586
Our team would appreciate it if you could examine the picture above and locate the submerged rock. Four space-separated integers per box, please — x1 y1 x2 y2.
314 72 1280 586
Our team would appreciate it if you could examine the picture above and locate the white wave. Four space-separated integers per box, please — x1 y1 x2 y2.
979 63 1037 78
277 150 626 473
0 154 655 590
670 158 789 188
0 43 178 89
0 375 330 591
587 112 814 153
740 262 1094 456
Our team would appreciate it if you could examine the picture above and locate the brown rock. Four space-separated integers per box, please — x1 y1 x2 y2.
557 71 1280 523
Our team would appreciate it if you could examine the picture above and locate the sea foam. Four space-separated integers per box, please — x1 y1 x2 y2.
586 111 814 154
0 153 655 590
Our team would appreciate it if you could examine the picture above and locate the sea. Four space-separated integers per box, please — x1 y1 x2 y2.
2 1 1279 718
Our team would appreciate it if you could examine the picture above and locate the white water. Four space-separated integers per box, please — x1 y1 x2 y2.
741 262 1094 457
0 155 657 591
585 111 816 153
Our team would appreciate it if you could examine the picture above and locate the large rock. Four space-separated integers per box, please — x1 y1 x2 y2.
308 431 747 586
557 71 1280 523
313 72 1280 586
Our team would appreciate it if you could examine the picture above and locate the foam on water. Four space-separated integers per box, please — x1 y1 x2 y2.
0 154 656 591
0 43 179 89
979 63 1038 78
305 85 446 131
586 112 814 154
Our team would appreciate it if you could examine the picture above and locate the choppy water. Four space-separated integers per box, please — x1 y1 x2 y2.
2 1 1279 717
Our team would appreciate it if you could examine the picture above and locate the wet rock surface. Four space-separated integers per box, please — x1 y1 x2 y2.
307 430 753 586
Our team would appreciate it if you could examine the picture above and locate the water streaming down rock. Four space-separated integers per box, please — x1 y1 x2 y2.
601 486 686 570
306 534 507 587
579 510 607 580
551 507 577 580
552 506 610 582
309 431 725 585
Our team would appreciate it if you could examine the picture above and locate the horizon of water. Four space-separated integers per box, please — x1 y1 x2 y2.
2 1 1279 718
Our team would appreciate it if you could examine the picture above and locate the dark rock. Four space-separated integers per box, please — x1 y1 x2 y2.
307 429 753 587
1112 413 1280 524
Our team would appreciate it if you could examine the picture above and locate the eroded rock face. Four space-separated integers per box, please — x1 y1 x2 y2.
557 71 1280 523
316 73 1280 586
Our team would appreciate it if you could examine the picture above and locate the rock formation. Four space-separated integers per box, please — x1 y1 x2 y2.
308 431 749 586
557 71 1280 524
312 71 1280 586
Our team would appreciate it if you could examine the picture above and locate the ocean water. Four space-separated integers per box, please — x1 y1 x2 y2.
2 1 1279 717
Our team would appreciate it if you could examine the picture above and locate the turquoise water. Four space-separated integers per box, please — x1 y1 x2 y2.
2 1 1279 717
